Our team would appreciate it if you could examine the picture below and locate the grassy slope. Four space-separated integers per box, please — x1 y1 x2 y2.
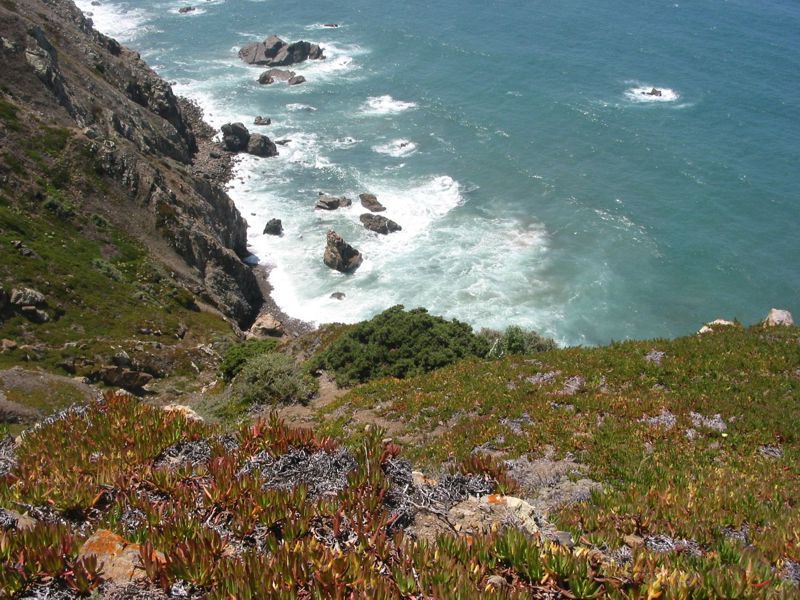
2 324 798 597
315 324 800 585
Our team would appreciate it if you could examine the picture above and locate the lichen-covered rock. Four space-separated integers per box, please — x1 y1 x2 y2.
763 308 794 327
323 231 363 273
247 312 285 338
78 530 164 584
100 366 153 389
10 287 46 307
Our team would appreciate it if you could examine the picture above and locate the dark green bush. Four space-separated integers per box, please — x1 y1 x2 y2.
479 325 557 358
220 339 278 382
232 351 315 406
310 305 489 386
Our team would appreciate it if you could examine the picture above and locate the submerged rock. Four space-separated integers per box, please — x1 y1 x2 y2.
253 115 271 125
360 213 402 234
323 231 362 273
287 75 306 86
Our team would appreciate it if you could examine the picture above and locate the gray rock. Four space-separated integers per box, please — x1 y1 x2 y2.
263 218 283 235
360 213 401 234
330 292 345 300
323 231 362 273
220 122 250 152
253 115 271 125
246 133 278 157
258 68 295 85
645 349 666 364
287 75 306 86
178 6 194 14
100 366 153 390
315 193 352 210
239 36 324 67
359 193 385 212
10 287 46 307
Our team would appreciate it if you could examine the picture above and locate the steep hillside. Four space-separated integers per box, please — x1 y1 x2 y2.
0 0 269 408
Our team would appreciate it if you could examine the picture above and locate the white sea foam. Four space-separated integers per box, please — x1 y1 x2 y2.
74 0 153 43
372 139 417 157
361 95 417 115
286 103 318 112
625 85 680 103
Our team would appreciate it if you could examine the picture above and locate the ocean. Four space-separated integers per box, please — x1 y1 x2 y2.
74 0 800 345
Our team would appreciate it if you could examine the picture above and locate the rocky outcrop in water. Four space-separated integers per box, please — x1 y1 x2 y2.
221 123 278 157
315 193 352 210
258 68 295 85
239 35 324 67
323 231 362 273
359 193 386 212
360 214 402 234
263 218 283 235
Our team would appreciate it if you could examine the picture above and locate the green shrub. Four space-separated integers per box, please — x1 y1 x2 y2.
220 339 278 382
480 325 557 358
310 305 489 386
232 351 315 406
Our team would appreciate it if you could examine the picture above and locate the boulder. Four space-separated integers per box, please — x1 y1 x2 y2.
263 218 283 235
323 23 339 28
0 508 37 532
10 288 46 307
258 68 295 85
246 133 278 157
1 339 17 353
315 193 351 210
19 306 49 323
220 122 250 152
162 404 203 422
408 495 540 543
287 75 306 86
644 87 662 97
323 231 363 273
253 115 271 125
359 193 385 212
247 312 285 338
178 6 194 14
763 308 794 327
100 366 153 390
239 36 324 67
360 213 401 234
78 530 164 585
330 292 345 300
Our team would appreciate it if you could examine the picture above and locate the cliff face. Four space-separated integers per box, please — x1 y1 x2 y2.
0 0 262 327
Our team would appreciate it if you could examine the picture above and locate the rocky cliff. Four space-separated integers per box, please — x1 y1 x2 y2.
0 0 262 327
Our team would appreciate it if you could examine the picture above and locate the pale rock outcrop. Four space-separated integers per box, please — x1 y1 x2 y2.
763 308 794 327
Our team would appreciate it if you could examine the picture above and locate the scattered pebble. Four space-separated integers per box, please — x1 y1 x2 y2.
645 534 702 557
759 445 783 459
645 350 666 365
525 371 559 385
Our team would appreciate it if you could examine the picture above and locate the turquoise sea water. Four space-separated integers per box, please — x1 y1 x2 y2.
75 0 800 345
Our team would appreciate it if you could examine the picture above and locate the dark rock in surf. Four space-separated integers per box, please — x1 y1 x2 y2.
359 193 385 212
253 116 271 125
221 122 250 152
246 133 278 157
315 193 352 210
323 231 362 273
263 218 283 236
360 213 401 235
258 68 295 85
239 35 325 67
